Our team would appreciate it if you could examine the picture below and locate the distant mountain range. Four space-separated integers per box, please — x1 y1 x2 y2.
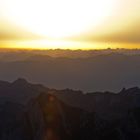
1 49 140 59
0 52 140 91
0 79 140 139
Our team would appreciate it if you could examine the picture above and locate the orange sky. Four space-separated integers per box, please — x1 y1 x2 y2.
0 0 140 50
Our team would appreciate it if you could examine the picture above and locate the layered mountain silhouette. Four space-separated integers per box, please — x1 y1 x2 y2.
0 53 140 92
0 78 48 104
0 79 140 139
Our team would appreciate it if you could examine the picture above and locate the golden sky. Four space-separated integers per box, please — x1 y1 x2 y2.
0 0 140 50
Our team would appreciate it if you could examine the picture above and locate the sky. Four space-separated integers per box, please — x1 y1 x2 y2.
0 0 140 50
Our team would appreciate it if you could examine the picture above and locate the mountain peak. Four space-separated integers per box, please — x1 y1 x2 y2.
12 78 29 86
119 87 140 95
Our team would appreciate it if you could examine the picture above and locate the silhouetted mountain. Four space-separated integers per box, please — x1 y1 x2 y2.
119 87 140 95
0 78 48 104
0 80 98 140
54 89 140 120
1 79 140 139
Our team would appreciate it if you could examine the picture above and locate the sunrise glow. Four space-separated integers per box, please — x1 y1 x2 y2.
0 0 140 50
1 0 118 39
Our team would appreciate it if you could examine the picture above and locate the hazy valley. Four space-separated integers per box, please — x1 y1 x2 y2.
0 49 140 92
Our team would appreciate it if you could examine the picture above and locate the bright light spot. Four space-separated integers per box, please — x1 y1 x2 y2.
1 0 117 39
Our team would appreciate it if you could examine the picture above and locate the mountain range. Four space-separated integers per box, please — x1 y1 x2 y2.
0 52 140 92
0 79 140 139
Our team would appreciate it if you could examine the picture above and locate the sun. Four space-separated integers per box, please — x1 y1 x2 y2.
1 0 117 39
